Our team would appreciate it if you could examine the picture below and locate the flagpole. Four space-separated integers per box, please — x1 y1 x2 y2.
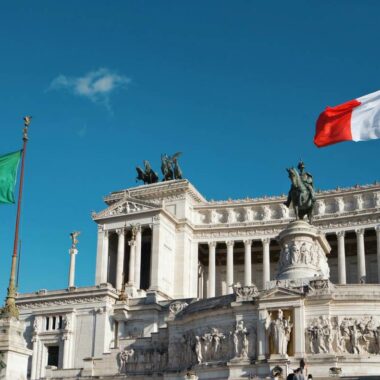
2 116 31 319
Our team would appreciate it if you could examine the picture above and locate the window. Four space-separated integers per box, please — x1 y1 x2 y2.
47 345 59 367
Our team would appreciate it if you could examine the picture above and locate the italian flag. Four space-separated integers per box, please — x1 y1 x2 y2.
314 90 380 147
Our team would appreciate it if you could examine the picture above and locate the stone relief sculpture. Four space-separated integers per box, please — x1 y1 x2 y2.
227 209 236 223
277 240 329 278
335 197 345 214
245 208 254 222
355 194 363 210
262 205 272 221
280 203 289 219
306 315 380 355
265 309 292 356
164 323 257 369
316 199 326 216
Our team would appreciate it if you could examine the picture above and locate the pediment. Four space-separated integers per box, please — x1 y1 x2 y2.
92 196 159 220
259 286 304 300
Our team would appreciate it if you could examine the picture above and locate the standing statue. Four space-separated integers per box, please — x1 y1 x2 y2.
161 152 183 181
70 231 80 249
136 160 159 185
265 309 293 356
283 161 316 223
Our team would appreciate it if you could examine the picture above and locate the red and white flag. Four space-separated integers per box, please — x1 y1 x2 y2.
314 90 380 147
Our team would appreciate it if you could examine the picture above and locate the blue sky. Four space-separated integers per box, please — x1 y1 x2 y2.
0 1 379 299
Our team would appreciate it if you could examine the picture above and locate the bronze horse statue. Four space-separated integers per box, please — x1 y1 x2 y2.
286 167 315 223
136 160 159 184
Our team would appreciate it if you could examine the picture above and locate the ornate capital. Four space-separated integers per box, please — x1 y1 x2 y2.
336 230 345 238
226 240 235 247
208 241 217 248
261 237 271 245
115 228 125 236
128 239 136 247
244 239 252 247
355 228 365 236
375 225 380 233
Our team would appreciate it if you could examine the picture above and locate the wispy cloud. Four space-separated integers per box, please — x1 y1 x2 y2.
49 68 130 110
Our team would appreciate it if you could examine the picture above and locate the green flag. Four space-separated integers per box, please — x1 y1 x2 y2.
0 150 22 204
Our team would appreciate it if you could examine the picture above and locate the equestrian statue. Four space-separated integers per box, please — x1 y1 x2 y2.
136 160 159 185
284 161 316 223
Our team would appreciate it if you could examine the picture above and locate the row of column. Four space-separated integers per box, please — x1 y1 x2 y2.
337 226 380 284
103 226 143 291
207 238 271 297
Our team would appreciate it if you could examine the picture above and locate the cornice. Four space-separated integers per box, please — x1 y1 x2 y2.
16 285 119 310
103 179 206 205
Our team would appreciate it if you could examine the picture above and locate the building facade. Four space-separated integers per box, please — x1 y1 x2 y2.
14 179 380 379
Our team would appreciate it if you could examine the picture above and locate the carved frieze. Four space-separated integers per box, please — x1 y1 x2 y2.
306 315 380 355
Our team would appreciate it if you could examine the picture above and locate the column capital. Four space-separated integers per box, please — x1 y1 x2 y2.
375 225 380 233
336 230 346 238
69 248 78 256
128 239 136 247
261 237 270 245
115 228 125 236
355 228 365 235
226 240 235 247
244 239 252 247
208 241 217 248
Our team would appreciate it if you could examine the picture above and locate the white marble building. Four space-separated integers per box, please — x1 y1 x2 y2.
12 179 380 379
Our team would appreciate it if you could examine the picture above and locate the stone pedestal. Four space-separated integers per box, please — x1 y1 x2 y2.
0 317 32 380
276 220 331 281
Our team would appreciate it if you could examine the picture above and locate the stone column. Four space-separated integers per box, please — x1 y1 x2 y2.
293 306 305 357
68 248 78 288
376 225 380 283
226 240 234 294
134 225 142 289
244 240 252 286
101 230 109 283
257 309 268 360
336 231 347 284
262 238 270 287
115 228 125 291
95 226 109 285
208 242 217 298
128 239 136 286
356 228 366 283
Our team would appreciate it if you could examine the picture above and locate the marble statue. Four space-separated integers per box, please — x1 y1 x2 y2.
265 309 292 356
70 231 80 249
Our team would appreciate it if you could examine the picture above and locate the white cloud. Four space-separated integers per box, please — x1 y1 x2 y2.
49 68 130 109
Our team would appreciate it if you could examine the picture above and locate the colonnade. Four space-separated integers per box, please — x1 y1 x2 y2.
336 226 380 284
102 226 143 291
204 225 380 298
206 238 271 297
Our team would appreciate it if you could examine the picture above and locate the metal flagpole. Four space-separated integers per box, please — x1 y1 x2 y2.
1 116 31 319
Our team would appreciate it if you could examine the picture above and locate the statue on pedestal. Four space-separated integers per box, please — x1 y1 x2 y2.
283 161 316 223
265 309 293 356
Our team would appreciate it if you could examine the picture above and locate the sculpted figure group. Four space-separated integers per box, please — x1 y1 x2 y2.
136 152 183 184
307 315 380 355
